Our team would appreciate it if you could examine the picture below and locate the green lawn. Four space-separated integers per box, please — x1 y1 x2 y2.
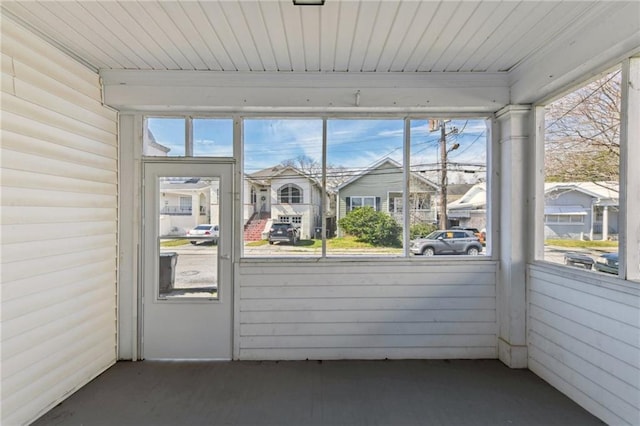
545 239 618 249
245 240 269 247
160 239 190 247
245 236 400 250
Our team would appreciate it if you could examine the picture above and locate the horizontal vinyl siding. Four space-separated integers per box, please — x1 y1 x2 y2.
528 265 640 426
238 260 498 360
1 18 118 426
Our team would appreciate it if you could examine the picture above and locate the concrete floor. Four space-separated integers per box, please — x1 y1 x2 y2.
33 360 603 426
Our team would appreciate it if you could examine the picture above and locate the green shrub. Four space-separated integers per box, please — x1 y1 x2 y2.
410 222 437 239
338 207 401 247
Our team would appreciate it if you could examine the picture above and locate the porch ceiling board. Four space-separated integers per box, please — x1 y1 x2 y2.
2 0 630 76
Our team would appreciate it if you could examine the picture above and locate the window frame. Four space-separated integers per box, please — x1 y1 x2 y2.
278 184 303 204
534 57 639 282
143 113 494 260
349 196 377 211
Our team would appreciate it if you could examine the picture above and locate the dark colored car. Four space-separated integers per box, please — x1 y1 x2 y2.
410 230 483 256
268 222 300 245
594 252 619 275
451 226 485 245
563 252 594 270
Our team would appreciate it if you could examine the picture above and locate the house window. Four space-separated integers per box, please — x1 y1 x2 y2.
347 196 378 212
241 117 488 258
279 215 302 224
410 119 485 244
541 67 621 269
243 119 322 257
411 193 431 210
544 214 585 224
179 197 192 213
278 184 303 204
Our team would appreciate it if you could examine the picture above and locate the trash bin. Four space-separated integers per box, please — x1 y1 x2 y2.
314 227 323 239
159 252 178 293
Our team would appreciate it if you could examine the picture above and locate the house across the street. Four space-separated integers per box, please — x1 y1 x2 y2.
336 157 438 235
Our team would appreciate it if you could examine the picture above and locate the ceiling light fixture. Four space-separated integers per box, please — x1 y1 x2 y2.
293 0 325 6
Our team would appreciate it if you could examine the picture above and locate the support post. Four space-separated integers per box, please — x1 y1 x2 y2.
496 105 532 368
620 56 640 281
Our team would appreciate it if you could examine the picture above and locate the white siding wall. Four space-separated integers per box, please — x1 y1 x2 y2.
528 265 640 425
237 260 497 360
1 18 118 425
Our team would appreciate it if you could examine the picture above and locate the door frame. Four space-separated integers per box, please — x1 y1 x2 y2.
140 158 235 360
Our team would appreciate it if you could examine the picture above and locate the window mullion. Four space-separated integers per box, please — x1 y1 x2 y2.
620 57 640 281
403 118 410 257
185 117 194 157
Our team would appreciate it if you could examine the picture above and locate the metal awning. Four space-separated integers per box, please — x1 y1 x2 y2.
448 210 471 218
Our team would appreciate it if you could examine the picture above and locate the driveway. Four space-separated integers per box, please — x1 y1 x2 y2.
161 243 218 292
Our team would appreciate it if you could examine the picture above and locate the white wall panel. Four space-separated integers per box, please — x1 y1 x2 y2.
0 17 118 426
237 260 498 361
528 265 640 426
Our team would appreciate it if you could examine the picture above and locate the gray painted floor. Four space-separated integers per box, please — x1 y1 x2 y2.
33 360 603 426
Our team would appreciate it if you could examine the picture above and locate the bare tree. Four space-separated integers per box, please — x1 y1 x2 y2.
281 154 321 176
545 70 621 184
281 154 351 190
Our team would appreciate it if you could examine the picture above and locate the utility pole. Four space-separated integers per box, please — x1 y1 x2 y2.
439 121 448 230
436 120 459 230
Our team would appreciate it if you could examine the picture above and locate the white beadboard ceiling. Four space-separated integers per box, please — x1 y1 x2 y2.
0 0 610 74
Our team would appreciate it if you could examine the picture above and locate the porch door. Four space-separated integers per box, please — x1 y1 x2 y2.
142 161 233 359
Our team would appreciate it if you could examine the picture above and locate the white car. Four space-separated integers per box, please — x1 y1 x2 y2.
186 224 219 245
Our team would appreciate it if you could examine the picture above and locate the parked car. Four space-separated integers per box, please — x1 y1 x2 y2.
268 222 300 245
410 230 483 256
187 224 219 245
451 226 485 245
594 252 618 275
563 252 594 270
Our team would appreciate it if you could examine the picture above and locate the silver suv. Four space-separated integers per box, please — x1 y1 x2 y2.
410 230 483 256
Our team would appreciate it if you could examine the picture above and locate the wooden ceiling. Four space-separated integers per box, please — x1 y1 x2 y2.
1 1 615 73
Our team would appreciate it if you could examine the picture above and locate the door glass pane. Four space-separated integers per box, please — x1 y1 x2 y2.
158 176 220 299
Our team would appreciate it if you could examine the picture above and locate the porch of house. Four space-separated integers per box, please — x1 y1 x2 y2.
32 359 601 426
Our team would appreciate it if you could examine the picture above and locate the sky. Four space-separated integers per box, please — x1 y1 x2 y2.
147 117 487 182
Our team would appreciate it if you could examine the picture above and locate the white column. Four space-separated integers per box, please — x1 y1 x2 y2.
496 105 531 368
117 113 143 360
620 57 640 281
602 206 609 241
192 193 200 223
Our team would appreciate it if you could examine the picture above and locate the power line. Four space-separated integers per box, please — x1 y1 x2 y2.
544 69 621 131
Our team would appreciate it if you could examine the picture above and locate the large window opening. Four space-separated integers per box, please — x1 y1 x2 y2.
143 115 489 259
242 119 323 257
241 117 488 258
542 68 622 274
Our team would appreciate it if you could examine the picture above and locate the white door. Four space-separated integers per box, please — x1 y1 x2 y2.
142 161 233 359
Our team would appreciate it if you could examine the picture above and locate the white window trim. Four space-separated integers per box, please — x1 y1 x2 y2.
534 57 639 282
278 184 303 204
350 196 376 210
